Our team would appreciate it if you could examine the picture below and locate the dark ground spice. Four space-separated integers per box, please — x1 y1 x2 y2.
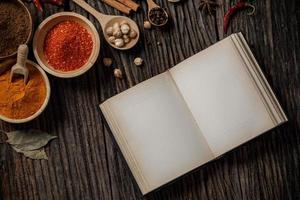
0 0 31 57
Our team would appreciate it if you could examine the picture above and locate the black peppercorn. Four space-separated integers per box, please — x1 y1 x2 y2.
149 7 168 26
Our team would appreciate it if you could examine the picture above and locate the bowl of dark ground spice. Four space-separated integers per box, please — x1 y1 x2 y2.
0 0 33 60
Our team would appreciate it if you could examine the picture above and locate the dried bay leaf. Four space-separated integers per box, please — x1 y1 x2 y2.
12 146 48 160
6 129 57 151
4 129 57 160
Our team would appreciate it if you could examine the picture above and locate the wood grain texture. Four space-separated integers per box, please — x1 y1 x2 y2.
0 0 299 199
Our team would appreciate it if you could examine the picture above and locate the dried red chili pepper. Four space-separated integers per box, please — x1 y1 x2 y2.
30 0 64 11
223 1 255 33
41 0 64 6
33 0 43 11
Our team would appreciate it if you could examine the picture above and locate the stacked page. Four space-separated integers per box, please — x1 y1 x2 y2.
100 33 287 194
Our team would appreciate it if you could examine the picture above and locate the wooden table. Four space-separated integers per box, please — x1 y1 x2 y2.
1 0 299 199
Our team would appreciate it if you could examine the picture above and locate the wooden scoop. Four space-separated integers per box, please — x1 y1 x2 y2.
147 0 169 26
10 45 29 84
73 0 140 50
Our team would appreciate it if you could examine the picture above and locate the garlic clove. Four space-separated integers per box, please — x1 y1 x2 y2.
106 27 113 36
114 68 123 79
124 38 131 44
134 57 143 66
143 21 151 29
115 38 125 47
112 22 120 30
129 30 137 39
123 35 130 43
113 29 123 38
108 36 116 43
121 24 130 34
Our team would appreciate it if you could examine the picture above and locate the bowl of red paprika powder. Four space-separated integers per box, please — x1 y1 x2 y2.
33 12 100 78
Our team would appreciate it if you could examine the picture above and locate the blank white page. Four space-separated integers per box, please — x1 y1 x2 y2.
101 72 214 194
170 37 274 156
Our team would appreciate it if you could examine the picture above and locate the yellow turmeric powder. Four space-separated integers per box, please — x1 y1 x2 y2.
0 64 46 119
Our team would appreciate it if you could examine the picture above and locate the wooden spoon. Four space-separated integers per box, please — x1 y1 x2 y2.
73 0 139 50
147 0 169 26
10 45 29 84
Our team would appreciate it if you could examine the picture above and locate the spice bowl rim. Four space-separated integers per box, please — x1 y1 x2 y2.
33 12 100 78
0 60 51 124
0 0 33 60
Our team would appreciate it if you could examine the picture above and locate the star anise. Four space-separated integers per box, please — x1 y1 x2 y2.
199 0 219 15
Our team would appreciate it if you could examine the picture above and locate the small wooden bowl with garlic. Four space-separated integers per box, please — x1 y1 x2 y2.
105 19 139 50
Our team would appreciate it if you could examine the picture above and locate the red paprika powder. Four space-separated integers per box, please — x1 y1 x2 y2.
44 20 93 72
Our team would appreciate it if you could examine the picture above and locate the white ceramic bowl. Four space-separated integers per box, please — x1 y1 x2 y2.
0 60 51 123
33 12 100 78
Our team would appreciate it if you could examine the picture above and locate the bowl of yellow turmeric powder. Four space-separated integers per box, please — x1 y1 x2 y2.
0 60 50 123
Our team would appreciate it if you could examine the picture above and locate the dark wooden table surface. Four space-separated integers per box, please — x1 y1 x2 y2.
0 0 299 199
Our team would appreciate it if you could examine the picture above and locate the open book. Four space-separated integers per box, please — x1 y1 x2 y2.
100 33 287 195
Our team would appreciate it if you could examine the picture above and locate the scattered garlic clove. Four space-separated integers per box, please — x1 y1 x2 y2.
121 24 130 34
115 38 125 47
129 30 137 39
108 36 116 43
103 58 112 67
106 27 113 36
143 21 151 29
114 68 123 79
113 29 122 38
134 57 143 66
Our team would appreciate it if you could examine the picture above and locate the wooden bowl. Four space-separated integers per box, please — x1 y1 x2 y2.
0 0 33 60
0 60 51 124
103 17 140 50
33 12 100 78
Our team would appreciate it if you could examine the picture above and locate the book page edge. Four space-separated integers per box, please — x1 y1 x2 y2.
230 32 288 125
99 102 150 194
